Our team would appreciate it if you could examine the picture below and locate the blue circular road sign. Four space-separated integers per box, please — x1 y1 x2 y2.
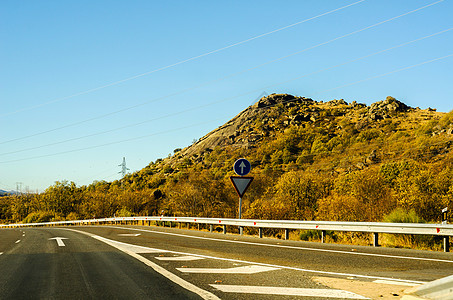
233 158 251 176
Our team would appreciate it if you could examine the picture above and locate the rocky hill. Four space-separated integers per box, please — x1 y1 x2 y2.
3 93 453 231
115 93 453 224
155 93 447 174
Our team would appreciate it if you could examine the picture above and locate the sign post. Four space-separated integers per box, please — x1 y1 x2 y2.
442 207 449 252
231 158 253 235
230 176 254 218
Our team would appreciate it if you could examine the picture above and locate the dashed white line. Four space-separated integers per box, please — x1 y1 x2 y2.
15 240 20 244
66 229 425 286
177 265 279 274
94 237 167 254
48 237 68 247
155 255 204 261
109 226 453 264
210 284 369 299
65 229 220 300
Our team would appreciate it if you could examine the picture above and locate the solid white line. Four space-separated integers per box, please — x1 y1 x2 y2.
373 280 420 287
96 236 166 254
69 229 425 285
118 233 141 237
110 226 453 264
155 255 204 261
92 235 220 300
210 285 369 299
64 229 219 300
177 265 279 274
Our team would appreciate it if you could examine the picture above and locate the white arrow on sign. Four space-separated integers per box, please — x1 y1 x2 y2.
239 161 246 174
48 237 68 247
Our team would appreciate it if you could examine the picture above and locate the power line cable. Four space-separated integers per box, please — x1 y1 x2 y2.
1 1 445 146
1 0 367 118
1 27 452 156
234 52 453 110
0 117 231 164
311 53 453 97
1 51 451 165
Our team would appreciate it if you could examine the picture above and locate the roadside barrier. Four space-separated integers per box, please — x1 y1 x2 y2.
1 216 452 252
402 274 453 299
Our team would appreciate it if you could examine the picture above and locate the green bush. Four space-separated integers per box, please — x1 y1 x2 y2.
116 207 134 217
382 208 442 250
22 211 54 223
383 208 424 223
299 230 337 242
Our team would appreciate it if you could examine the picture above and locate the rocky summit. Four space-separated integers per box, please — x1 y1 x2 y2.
174 94 443 165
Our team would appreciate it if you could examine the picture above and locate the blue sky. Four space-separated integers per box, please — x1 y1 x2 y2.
1 0 452 192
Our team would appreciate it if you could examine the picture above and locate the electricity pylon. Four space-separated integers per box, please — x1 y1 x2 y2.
118 157 130 178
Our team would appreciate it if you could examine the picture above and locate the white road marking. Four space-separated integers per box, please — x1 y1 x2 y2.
210 284 369 299
0 252 3 255
65 229 425 286
15 240 20 244
177 265 279 274
155 255 204 261
118 233 141 237
64 230 220 300
373 279 420 287
95 236 166 254
110 226 453 264
48 237 68 246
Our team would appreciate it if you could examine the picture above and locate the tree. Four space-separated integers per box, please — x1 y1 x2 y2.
274 171 332 220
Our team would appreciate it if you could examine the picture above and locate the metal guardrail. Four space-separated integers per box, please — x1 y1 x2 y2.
1 216 452 251
403 274 453 299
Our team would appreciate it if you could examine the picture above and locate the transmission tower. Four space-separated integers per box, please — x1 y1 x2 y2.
118 157 130 178
16 182 23 194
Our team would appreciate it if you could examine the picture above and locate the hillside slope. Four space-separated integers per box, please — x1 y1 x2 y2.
144 93 448 176
2 94 453 234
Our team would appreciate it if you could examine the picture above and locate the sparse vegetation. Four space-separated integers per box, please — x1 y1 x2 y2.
1 94 452 249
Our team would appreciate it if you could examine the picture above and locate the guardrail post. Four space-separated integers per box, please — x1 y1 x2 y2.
210 224 213 233
321 230 326 243
223 225 227 234
373 232 379 247
239 226 243 235
444 236 450 252
284 229 289 240
259 228 263 238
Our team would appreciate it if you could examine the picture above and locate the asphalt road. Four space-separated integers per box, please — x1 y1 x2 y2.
0 227 202 300
1 225 452 299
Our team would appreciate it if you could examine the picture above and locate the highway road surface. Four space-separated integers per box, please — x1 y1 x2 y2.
1 225 452 299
